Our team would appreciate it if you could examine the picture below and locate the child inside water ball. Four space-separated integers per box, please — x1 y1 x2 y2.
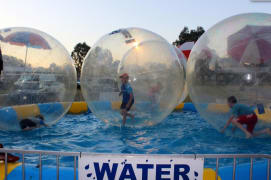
119 73 134 126
19 114 48 131
221 96 271 138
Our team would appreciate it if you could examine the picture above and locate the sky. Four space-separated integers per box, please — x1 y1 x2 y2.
0 0 270 52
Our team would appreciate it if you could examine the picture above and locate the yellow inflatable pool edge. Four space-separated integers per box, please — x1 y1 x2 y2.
111 101 122 110
203 168 221 180
13 104 40 119
175 103 185 111
68 101 88 114
68 101 187 114
0 162 21 180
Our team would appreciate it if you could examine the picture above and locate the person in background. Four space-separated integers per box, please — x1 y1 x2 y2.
19 114 48 131
119 73 134 126
0 48 3 75
148 82 163 109
221 96 271 138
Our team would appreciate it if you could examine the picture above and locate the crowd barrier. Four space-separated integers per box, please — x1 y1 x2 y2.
0 149 270 180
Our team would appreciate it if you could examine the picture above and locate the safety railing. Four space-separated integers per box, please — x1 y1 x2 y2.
0 148 270 180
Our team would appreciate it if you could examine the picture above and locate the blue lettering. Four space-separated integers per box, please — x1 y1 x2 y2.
119 164 136 180
137 164 154 180
94 162 118 180
174 164 190 180
156 164 171 180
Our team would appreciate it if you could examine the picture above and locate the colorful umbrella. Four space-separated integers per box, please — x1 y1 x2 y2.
178 41 195 60
3 31 51 69
228 25 271 65
4 31 50 49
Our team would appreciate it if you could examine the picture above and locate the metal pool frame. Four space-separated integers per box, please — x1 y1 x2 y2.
0 148 270 180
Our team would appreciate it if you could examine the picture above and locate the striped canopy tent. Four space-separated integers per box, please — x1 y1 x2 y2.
174 46 187 63
173 46 188 103
178 41 195 60
228 25 271 66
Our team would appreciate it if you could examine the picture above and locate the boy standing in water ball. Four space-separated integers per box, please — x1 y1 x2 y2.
221 96 271 138
119 73 134 126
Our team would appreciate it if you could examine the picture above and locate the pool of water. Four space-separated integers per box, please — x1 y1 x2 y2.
0 111 270 167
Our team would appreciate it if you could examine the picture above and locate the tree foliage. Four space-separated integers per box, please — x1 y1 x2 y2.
71 42 90 78
173 26 205 46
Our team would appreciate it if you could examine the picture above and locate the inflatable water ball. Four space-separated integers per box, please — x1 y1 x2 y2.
0 27 77 131
187 13 271 137
81 28 185 127
174 46 188 104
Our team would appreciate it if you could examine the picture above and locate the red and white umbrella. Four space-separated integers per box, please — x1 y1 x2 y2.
4 31 50 49
178 41 195 60
3 31 51 69
228 25 271 66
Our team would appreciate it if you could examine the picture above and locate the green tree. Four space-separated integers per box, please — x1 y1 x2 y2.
173 26 205 46
71 42 90 78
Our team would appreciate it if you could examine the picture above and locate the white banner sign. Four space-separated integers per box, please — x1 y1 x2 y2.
79 154 203 180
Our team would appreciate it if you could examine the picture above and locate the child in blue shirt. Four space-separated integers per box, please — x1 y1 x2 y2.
19 114 48 131
221 96 271 138
119 73 134 126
